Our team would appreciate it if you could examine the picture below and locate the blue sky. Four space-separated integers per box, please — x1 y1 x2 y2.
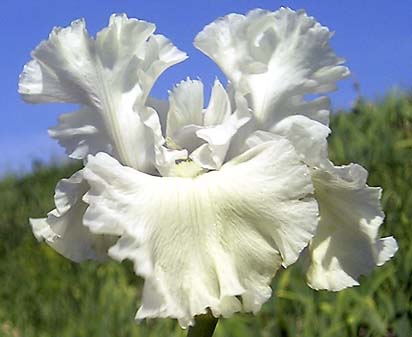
1 0 411 175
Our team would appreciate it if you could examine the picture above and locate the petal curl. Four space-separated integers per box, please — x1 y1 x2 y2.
307 164 398 291
19 14 187 172
82 140 318 327
48 106 113 160
194 8 349 128
30 170 115 262
245 115 331 168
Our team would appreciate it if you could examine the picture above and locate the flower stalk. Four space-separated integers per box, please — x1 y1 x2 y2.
187 313 218 337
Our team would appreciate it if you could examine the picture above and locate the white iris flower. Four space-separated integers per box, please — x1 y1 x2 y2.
19 8 398 328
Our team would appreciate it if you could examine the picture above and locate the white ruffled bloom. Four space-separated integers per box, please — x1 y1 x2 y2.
19 8 398 328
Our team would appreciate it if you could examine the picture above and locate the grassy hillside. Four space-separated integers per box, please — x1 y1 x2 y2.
0 94 411 337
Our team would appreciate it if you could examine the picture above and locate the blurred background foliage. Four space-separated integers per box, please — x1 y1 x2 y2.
0 93 411 337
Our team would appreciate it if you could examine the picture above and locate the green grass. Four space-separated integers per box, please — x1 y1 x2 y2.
1 93 411 337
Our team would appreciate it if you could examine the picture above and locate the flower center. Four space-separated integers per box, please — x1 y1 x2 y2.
171 160 204 178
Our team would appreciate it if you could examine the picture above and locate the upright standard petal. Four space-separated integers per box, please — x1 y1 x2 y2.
166 79 204 147
195 8 349 128
165 78 251 170
30 170 115 262
191 89 251 169
307 164 398 291
82 139 318 327
19 14 187 172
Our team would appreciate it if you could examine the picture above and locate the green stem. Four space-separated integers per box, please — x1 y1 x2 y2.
187 313 218 337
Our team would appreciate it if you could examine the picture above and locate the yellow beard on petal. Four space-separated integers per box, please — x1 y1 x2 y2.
171 160 205 178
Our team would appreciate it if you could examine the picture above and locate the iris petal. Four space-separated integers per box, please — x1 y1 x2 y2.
30 170 115 262
19 14 187 172
194 8 349 129
83 139 318 327
191 90 251 169
307 164 398 291
165 78 251 170
166 79 204 147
